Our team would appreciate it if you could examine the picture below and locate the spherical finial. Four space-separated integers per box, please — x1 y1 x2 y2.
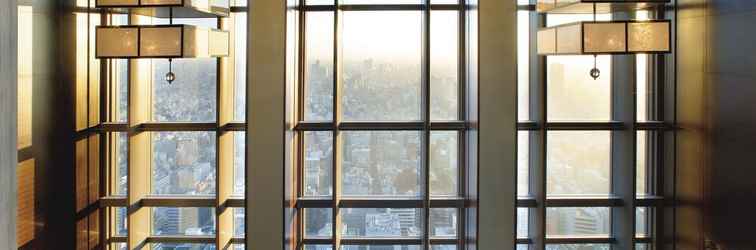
590 67 600 80
165 71 176 84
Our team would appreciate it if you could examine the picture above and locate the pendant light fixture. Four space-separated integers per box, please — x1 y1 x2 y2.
94 0 230 84
536 0 671 80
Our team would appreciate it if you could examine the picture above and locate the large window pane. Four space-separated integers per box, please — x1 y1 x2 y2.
547 131 610 196
341 208 422 238
430 208 458 238
518 131 529 196
304 131 334 197
342 246 421 250
545 244 610 250
152 58 217 122
341 131 421 197
114 133 128 195
305 12 334 121
546 55 611 121
151 243 215 250
152 207 216 236
234 132 245 196
114 207 127 236
152 132 217 195
430 11 459 121
517 207 528 238
234 13 248 121
305 208 333 238
341 11 421 121
546 207 610 237
517 10 529 121
637 131 648 195
235 208 245 237
430 131 458 196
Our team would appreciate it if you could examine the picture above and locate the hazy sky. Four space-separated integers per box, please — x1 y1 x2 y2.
306 11 459 68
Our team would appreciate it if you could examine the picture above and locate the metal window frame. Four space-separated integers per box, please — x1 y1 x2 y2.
292 1 469 249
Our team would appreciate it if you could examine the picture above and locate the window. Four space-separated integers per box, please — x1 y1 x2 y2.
87 5 249 249
295 1 467 249
517 2 671 249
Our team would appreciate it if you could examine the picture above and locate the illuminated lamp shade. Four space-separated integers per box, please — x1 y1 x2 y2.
537 0 670 14
537 20 670 55
95 0 229 18
95 25 230 58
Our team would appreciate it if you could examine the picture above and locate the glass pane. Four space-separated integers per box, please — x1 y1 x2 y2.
635 244 650 250
636 207 650 237
546 207 610 237
517 208 528 238
517 10 529 121
341 11 421 121
546 55 611 121
152 132 217 195
430 208 458 238
517 245 529 250
152 58 217 122
304 131 334 197
234 13 247 121
341 131 421 197
547 131 610 196
432 246 457 250
234 245 246 250
115 133 128 195
115 59 128 122
306 0 333 5
111 243 127 250
546 244 611 250
431 0 458 3
518 131 529 196
305 12 334 121
305 245 333 250
430 11 459 121
152 207 216 236
341 208 422 238
235 208 245 237
114 207 127 236
637 131 648 195
342 0 422 4
342 246 421 250
430 131 458 196
637 54 649 121
234 132 245 196
151 243 215 250
305 208 333 238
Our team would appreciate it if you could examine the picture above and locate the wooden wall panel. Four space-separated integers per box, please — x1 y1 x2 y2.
88 135 100 205
16 159 35 247
76 138 89 213
75 12 89 131
17 5 33 150
88 14 101 128
128 132 150 249
219 16 236 126
217 132 233 249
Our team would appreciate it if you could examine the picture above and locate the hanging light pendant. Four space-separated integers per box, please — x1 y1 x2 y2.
537 0 669 14
537 20 671 56
95 24 230 59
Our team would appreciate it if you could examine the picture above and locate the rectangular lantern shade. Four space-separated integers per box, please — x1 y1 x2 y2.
96 0 229 18
537 0 669 14
537 20 670 55
96 25 229 58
